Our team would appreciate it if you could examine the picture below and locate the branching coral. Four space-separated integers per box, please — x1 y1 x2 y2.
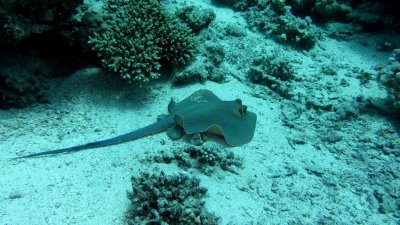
126 171 219 224
88 0 196 85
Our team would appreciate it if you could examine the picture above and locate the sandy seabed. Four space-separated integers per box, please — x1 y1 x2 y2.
1 1 399 224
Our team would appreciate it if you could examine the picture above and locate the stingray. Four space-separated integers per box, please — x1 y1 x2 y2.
13 89 257 159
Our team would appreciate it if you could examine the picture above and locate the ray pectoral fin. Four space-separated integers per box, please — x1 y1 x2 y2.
178 111 257 147
221 111 257 146
174 97 257 146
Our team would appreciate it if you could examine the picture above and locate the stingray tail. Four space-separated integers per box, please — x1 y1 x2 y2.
12 116 175 159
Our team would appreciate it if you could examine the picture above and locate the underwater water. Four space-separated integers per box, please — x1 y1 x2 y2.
0 0 399 224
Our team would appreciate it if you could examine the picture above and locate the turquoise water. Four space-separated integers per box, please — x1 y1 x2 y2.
0 0 399 224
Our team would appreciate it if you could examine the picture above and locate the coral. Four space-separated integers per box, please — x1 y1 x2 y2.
223 23 247 37
244 1 320 50
0 0 82 45
208 67 228 83
323 22 362 40
204 43 225 67
172 61 209 85
126 171 220 225
214 0 323 50
287 0 357 23
248 50 295 98
320 63 337 76
88 0 196 85
312 0 352 22
75 8 113 47
0 52 54 109
348 2 382 30
176 6 216 32
214 0 400 39
272 13 319 50
153 143 243 175
211 0 259 11
288 0 400 32
378 49 400 109
172 42 226 85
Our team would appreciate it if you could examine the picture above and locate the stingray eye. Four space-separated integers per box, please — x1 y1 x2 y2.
239 105 247 116
235 99 242 105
